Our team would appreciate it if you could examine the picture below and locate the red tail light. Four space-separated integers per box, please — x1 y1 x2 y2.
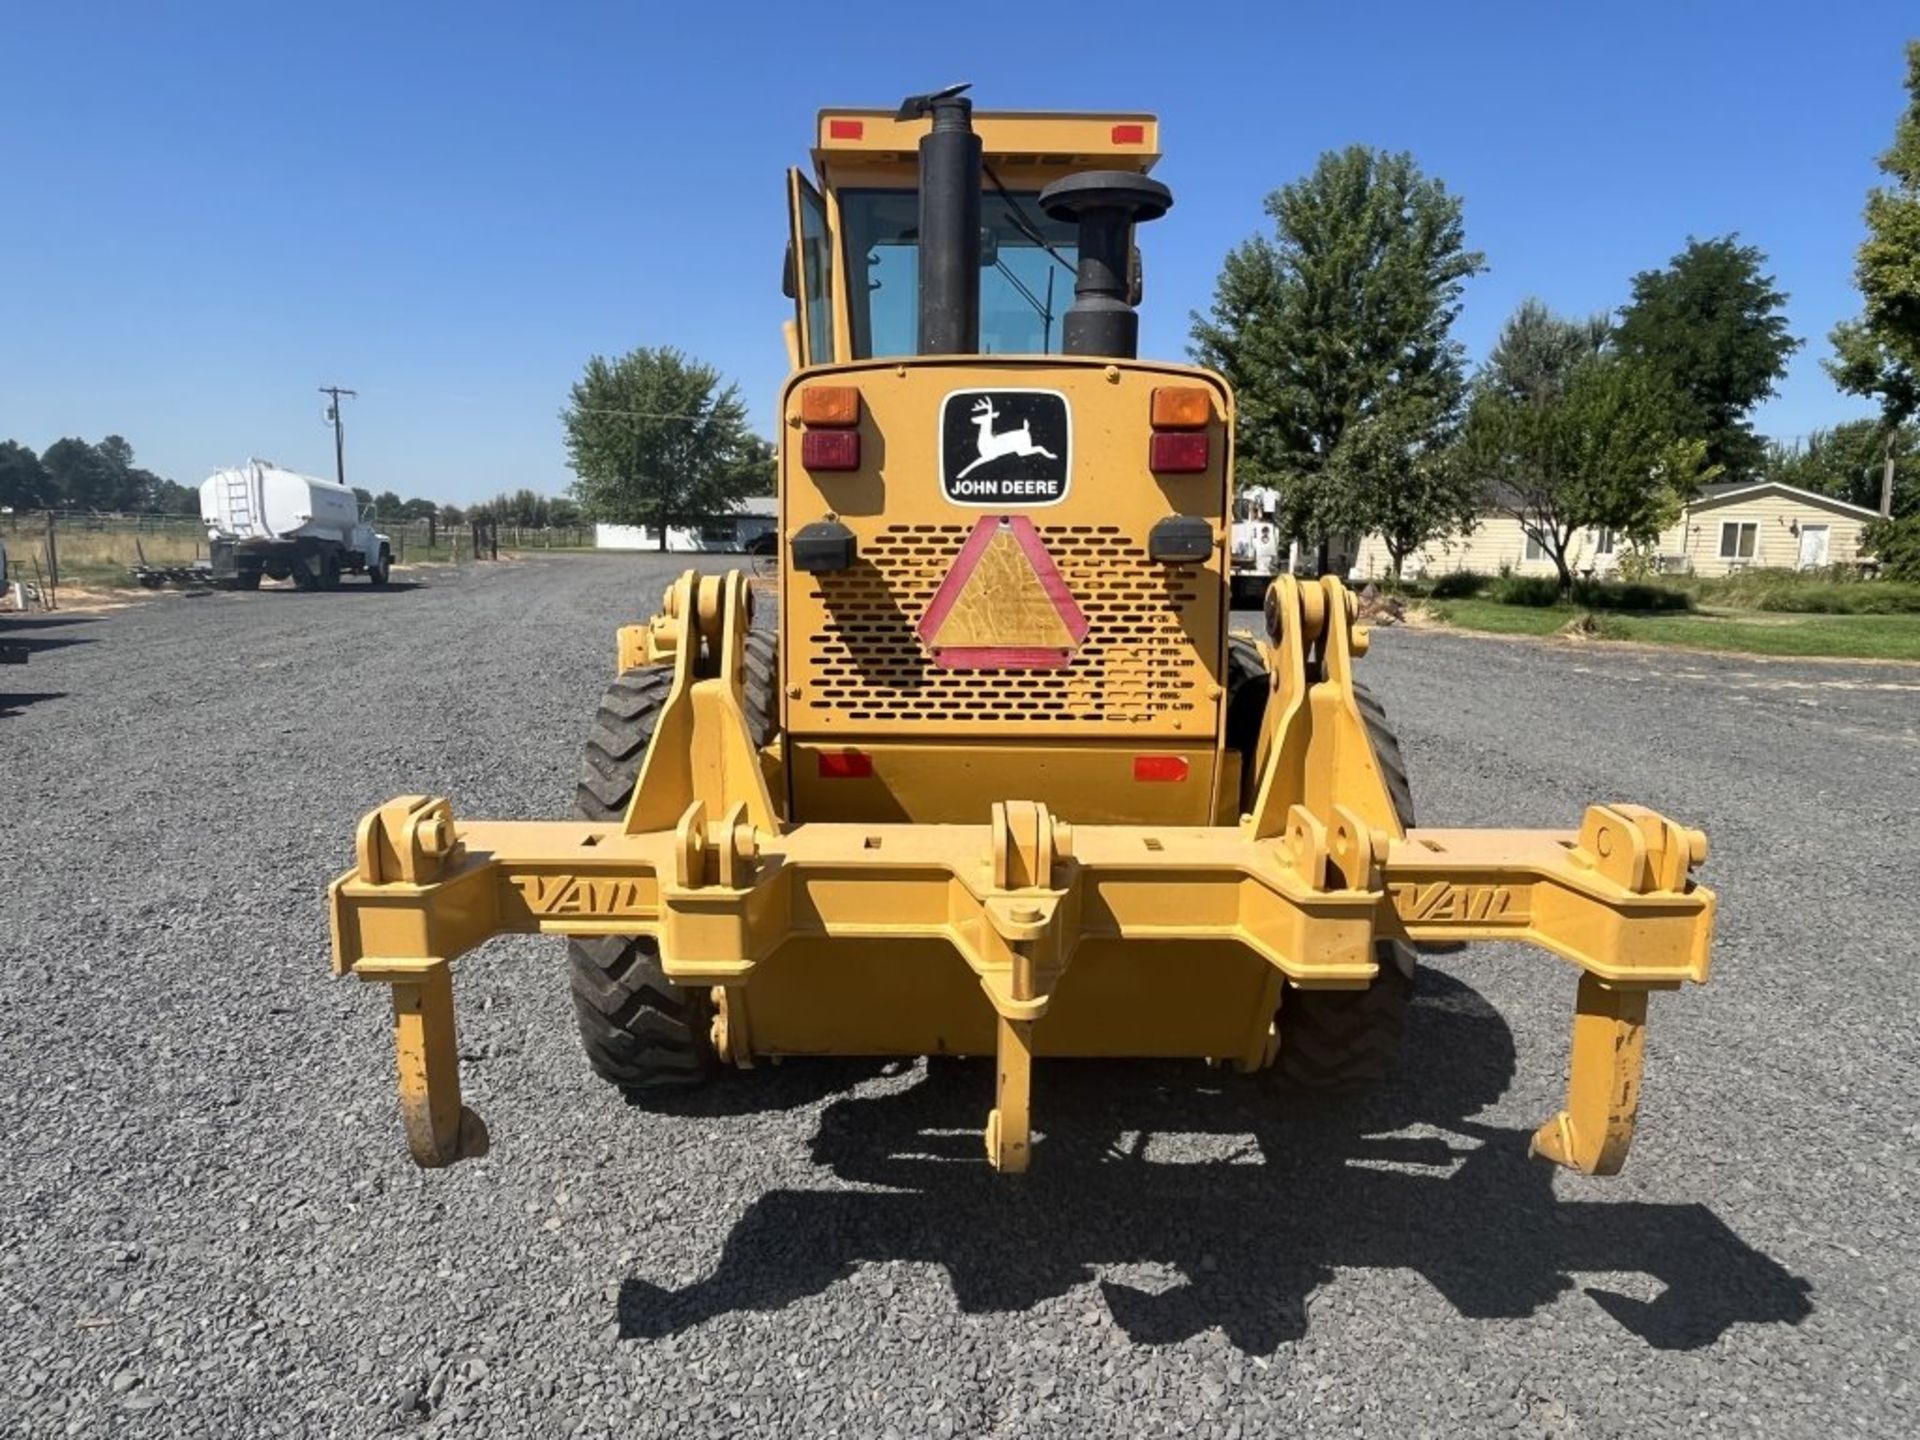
1148 432 1209 473
802 430 861 471
1133 755 1190 782
817 750 873 779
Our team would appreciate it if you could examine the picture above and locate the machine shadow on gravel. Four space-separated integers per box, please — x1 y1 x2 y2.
620 1058 895 1118
1 614 99 655
0 615 99 630
618 970 1812 1355
253 579 424 597
0 691 67 716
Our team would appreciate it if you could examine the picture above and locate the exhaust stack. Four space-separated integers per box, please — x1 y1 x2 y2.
1040 171 1172 360
898 83 981 356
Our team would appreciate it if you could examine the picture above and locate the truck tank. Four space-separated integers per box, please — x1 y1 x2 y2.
201 461 362 544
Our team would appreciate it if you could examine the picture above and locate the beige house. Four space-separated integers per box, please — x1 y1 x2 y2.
1352 481 1883 581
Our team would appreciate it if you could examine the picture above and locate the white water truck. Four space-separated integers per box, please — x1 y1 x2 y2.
1230 484 1286 605
200 460 391 590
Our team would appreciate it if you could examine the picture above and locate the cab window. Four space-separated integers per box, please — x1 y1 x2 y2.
797 181 835 363
839 188 1080 359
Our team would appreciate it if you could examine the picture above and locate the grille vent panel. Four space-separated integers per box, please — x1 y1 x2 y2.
794 523 1214 732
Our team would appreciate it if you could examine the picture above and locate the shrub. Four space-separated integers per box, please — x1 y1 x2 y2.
1615 547 1660 583
1751 583 1920 614
1866 515 1920 583
1572 579 1693 612
1489 574 1565 607
1692 564 1920 612
1484 573 1693 611
1428 571 1489 599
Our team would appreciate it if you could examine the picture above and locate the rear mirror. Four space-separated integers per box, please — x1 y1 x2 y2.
782 242 797 299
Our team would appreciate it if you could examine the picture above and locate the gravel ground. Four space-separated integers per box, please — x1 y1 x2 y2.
2 553 1915 1437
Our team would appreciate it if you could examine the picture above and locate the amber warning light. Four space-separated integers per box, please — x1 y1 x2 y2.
1149 386 1211 473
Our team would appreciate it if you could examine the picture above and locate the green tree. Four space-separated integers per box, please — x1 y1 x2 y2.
90 434 166 510
726 434 777 497
1463 338 1712 592
370 489 404 518
1614 236 1799 481
0 440 53 509
150 478 201 515
1330 397 1478 579
1191 146 1486 570
473 489 548 526
1866 515 1920 578
41 438 118 510
562 346 756 550
1484 298 1612 402
1765 419 1918 518
1828 40 1920 517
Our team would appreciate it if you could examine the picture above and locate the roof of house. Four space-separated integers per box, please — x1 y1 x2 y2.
1467 479 1884 523
1682 481 1884 521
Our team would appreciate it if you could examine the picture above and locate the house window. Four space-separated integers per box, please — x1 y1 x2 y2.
1718 521 1757 560
1592 527 1616 555
1524 532 1546 562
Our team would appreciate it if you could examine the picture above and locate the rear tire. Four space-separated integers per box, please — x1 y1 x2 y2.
1225 637 1421 1090
568 630 778 1094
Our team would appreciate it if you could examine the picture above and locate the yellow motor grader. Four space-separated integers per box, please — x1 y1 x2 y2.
328 87 1715 1175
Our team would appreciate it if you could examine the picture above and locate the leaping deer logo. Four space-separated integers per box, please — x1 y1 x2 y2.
955 397 1058 478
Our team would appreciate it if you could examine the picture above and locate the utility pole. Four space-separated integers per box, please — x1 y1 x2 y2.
319 385 358 489
1882 430 1898 520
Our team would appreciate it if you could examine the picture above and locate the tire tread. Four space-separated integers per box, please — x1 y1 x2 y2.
566 631 777 1092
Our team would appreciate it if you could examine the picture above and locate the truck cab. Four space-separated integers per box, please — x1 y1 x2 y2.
1230 485 1284 605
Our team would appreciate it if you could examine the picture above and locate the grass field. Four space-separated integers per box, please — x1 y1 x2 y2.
6 524 205 587
1427 598 1920 660
2 519 527 589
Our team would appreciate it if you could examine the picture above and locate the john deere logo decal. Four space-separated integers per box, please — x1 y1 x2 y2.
940 389 1071 505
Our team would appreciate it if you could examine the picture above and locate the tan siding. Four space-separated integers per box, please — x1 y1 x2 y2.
1353 515 1613 581
1669 492 1868 577
1353 487 1872 582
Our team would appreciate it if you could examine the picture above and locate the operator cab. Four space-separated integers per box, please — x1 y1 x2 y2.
785 97 1161 366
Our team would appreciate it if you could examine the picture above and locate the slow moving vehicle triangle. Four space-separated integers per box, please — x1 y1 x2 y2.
916 515 1089 669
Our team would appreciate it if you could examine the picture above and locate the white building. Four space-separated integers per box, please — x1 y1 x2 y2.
595 496 778 553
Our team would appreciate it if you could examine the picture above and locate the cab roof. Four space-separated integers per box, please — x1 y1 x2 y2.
813 109 1160 177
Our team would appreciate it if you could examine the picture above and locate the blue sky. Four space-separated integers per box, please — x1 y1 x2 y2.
2 1 1913 504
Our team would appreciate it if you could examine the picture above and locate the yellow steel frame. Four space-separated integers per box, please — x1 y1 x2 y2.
329 570 1714 1178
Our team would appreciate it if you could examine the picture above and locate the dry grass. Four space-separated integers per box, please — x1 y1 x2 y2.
5 523 204 586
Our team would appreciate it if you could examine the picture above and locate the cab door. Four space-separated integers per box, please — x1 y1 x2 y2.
787 170 836 367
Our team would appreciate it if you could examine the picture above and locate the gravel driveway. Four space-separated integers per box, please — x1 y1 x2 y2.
3 554 1914 1437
